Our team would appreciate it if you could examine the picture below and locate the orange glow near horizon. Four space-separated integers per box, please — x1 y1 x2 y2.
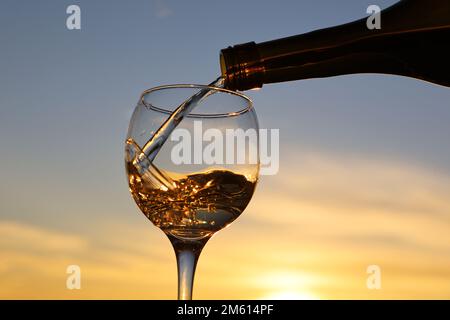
1 152 449 299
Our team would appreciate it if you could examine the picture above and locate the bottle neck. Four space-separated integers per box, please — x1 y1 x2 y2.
220 42 265 91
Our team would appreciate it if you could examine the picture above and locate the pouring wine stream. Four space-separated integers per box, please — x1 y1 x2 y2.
127 77 225 191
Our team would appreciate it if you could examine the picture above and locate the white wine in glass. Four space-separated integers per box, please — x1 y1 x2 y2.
125 84 259 299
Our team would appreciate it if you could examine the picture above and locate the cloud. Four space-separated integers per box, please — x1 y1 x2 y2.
246 151 450 254
0 220 175 299
0 221 87 253
270 151 450 220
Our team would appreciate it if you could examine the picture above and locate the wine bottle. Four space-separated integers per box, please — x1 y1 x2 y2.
220 0 450 91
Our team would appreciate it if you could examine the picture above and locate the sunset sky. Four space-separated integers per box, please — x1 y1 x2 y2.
1 0 449 299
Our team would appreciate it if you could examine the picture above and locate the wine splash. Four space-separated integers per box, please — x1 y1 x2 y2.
126 146 256 240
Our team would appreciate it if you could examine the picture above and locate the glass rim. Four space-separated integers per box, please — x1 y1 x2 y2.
140 84 254 118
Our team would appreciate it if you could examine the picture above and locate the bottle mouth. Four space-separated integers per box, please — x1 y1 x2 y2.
220 42 265 91
140 84 254 118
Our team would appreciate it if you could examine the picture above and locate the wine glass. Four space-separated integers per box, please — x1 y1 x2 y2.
125 84 259 299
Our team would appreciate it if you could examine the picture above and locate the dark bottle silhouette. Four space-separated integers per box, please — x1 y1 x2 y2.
220 0 450 91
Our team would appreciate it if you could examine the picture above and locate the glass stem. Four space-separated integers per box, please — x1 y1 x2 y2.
176 250 199 300
169 235 209 300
